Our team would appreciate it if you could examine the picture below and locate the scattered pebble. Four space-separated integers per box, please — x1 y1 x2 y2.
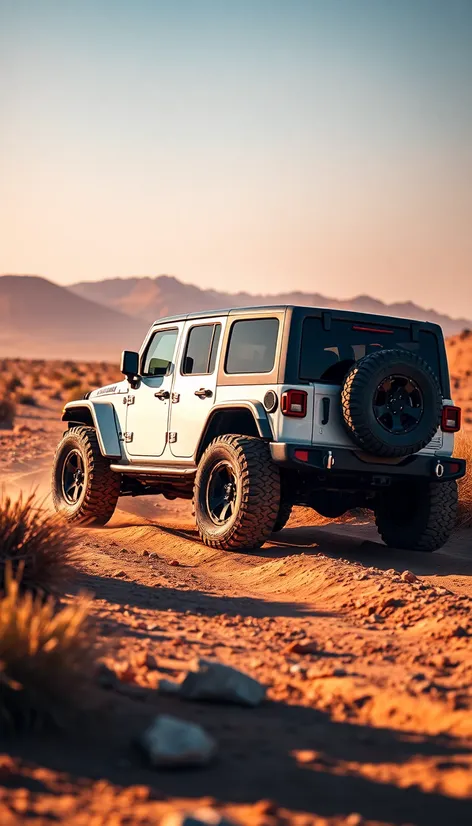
161 809 237 826
140 714 217 767
286 640 318 655
401 570 418 583
166 659 266 707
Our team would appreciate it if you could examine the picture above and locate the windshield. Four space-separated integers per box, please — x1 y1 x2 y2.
299 317 441 387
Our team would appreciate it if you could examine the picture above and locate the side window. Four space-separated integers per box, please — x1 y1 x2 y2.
225 318 279 374
142 328 178 376
182 324 221 375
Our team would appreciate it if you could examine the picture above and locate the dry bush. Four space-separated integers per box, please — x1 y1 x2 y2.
0 493 78 595
6 376 23 393
62 376 82 391
17 393 37 406
454 431 472 527
64 385 88 404
0 568 95 731
0 395 16 429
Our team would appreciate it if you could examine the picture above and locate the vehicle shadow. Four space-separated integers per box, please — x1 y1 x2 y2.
71 569 322 619
3 691 471 825
264 524 472 580
113 516 472 581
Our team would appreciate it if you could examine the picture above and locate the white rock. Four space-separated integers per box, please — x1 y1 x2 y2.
179 659 266 707
161 809 238 826
140 715 216 767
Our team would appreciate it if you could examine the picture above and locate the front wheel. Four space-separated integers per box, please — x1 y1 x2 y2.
374 480 457 552
51 426 120 525
194 434 280 550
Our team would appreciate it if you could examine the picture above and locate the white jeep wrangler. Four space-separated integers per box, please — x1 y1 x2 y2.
52 305 465 552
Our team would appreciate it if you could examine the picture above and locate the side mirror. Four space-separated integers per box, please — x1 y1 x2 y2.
120 350 139 380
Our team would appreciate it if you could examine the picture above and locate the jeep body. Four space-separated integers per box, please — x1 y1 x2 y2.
53 305 466 552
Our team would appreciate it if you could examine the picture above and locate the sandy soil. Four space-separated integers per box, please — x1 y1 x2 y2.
0 402 471 826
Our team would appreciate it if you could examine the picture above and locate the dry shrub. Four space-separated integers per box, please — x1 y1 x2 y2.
0 567 94 730
17 393 37 406
6 376 23 393
0 395 16 429
62 376 82 391
64 385 88 404
454 431 472 527
0 493 78 595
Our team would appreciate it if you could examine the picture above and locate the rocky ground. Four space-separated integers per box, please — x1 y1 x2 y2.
0 400 471 826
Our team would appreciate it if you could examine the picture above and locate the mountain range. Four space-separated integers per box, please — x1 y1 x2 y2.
0 273 470 360
0 275 145 360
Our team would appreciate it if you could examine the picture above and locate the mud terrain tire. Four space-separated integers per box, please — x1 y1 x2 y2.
341 349 442 458
52 426 120 525
374 480 457 552
194 434 280 550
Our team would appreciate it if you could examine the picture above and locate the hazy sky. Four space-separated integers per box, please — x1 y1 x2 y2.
1 0 471 317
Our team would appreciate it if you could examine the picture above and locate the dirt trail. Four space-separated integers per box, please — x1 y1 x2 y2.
1 424 472 825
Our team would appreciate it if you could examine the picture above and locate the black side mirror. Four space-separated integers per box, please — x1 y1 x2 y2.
120 350 139 381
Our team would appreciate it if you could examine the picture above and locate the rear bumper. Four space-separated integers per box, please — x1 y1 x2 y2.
270 443 466 484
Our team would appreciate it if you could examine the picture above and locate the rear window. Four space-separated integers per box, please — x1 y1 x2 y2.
225 318 279 374
300 318 441 386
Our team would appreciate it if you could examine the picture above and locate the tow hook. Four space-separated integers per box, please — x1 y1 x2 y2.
326 450 335 470
435 460 445 479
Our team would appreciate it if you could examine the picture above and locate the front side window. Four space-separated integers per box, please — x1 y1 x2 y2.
142 328 178 376
225 318 279 374
182 324 221 375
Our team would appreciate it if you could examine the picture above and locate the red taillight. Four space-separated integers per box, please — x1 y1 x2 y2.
294 449 309 462
281 389 307 418
441 405 461 433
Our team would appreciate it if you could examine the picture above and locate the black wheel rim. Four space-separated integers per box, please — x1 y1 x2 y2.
61 449 85 504
206 460 238 525
373 375 424 435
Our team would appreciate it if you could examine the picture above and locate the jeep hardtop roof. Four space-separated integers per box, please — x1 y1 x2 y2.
151 304 444 336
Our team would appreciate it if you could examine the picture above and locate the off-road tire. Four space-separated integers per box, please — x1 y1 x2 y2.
341 349 442 458
273 501 293 532
374 480 457 552
194 434 280 550
52 426 120 525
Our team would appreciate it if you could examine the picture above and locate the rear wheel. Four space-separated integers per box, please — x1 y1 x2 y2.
52 426 120 525
374 480 457 552
194 434 280 550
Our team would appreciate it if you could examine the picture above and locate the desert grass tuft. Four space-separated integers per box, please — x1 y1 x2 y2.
454 430 472 527
0 492 78 595
0 566 95 730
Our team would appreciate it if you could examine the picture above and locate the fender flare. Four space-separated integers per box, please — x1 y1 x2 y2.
196 400 273 460
62 400 122 458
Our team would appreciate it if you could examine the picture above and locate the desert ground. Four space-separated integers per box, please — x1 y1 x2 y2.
0 359 471 826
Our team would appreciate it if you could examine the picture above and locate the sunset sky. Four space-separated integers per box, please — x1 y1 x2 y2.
1 0 471 317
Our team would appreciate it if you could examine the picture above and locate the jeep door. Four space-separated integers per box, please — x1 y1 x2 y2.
169 319 225 457
125 325 183 457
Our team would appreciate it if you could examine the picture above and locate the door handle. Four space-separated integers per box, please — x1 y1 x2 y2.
194 388 212 399
154 389 170 400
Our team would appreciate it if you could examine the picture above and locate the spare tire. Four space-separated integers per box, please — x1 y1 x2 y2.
340 349 442 458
